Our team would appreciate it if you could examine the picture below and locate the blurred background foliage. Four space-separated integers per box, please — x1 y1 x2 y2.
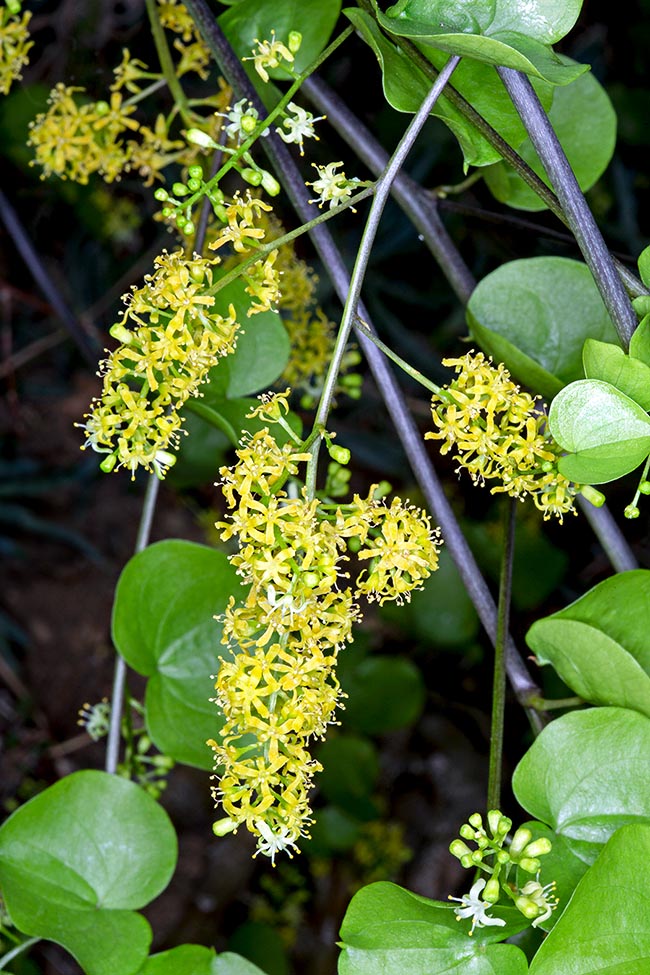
1 1 649 972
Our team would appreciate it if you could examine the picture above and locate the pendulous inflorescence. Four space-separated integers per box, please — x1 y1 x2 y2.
209 391 442 863
426 351 579 521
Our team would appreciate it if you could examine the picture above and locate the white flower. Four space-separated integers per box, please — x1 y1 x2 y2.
276 102 324 155
307 161 360 210
448 878 507 936
518 879 558 927
216 98 269 144
253 820 300 866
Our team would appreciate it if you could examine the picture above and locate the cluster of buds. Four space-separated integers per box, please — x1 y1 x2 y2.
448 810 558 934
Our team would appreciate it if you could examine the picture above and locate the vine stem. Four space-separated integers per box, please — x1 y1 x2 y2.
181 0 544 724
144 0 193 125
498 67 638 348
105 474 160 775
0 936 40 971
487 499 516 813
305 54 462 497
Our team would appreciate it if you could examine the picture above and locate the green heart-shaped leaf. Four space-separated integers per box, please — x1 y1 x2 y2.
467 257 618 398
0 771 177 975
630 315 650 367
339 881 529 973
112 541 242 769
582 338 650 410
140 946 268 975
484 68 616 211
529 825 650 974
549 379 650 482
513 707 650 864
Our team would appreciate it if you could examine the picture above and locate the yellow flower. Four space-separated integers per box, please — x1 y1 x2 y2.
426 351 578 521
0 5 32 95
245 32 294 84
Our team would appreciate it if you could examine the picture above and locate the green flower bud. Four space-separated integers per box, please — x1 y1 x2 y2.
487 810 503 837
182 221 195 236
470 850 483 865
172 182 189 197
241 114 258 134
161 207 173 218
188 164 203 180
580 484 605 507
187 178 202 192
303 571 320 589
328 444 351 465
469 813 483 830
100 454 117 473
519 857 541 874
459 824 475 841
640 480 650 495
154 188 169 202
625 504 640 520
476 835 489 849
509 827 533 858
95 100 109 116
186 127 219 150
514 895 540 920
213 818 237 837
496 849 510 864
483 878 500 903
449 839 472 861
109 323 134 345
522 838 552 859
241 167 263 187
261 170 281 196
288 30 302 53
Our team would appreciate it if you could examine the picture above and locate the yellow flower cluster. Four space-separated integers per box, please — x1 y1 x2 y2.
78 250 240 478
156 0 212 78
209 397 441 862
426 351 578 521
0 3 32 96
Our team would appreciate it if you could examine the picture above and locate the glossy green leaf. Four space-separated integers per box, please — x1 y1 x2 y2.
629 315 650 367
316 734 380 819
638 244 650 289
346 8 551 169
0 771 177 975
339 881 529 973
341 656 426 734
582 338 650 410
549 379 650 482
484 69 616 211
467 257 618 398
513 707 650 864
220 0 342 79
527 570 650 715
139 945 269 975
529 825 650 975
377 1 586 83
112 541 242 769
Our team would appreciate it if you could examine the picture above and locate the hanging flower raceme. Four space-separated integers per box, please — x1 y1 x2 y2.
209 393 442 862
0 1 32 96
77 250 242 478
426 351 579 521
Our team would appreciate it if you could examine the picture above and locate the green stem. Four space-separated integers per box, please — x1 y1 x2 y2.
144 0 193 125
177 25 354 215
487 498 516 812
528 695 583 711
0 937 40 971
305 54 461 499
353 316 442 395
206 185 375 297
123 76 167 107
105 475 160 775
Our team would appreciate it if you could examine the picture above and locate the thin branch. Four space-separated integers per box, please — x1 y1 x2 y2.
487 499 516 812
498 67 638 348
0 189 99 368
105 475 160 775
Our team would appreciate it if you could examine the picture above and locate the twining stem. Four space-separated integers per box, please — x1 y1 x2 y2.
305 54 461 498
105 475 160 774
354 0 647 299
487 498 516 813
0 937 41 971
498 67 638 348
144 0 193 126
353 316 442 395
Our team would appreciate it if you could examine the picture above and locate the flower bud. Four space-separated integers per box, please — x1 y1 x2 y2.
519 857 541 874
514 895 541 920
483 877 500 903
522 838 552 859
241 167 263 187
187 178 202 192
95 100 109 116
154 188 169 201
241 114 258 134
186 127 219 149
109 323 134 345
459 824 475 841
213 818 237 837
188 164 203 180
625 504 640 520
469 813 483 830
261 170 281 196
509 827 533 858
172 182 189 197
487 810 503 837
100 454 117 473
328 444 350 465
288 30 302 53
580 484 605 507
640 480 650 495
449 839 472 861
